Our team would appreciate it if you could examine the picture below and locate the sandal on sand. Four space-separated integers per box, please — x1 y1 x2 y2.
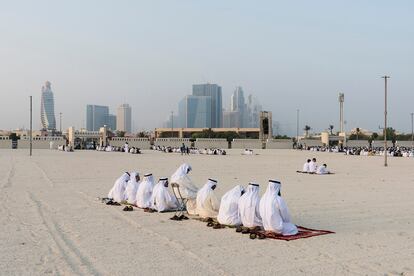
213 224 224 229
207 222 214 227
170 215 180 221
235 226 243 233
241 228 250 234
249 233 257 239
113 202 121 206
257 233 266 239
123 206 133 211
179 215 189 220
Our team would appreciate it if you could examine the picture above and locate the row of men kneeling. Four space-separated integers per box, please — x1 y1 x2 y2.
106 163 298 236
96 145 141 154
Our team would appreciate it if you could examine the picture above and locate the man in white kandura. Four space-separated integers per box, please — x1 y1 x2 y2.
124 172 140 205
302 159 311 173
196 179 220 218
136 173 155 209
259 180 298 236
170 163 199 215
108 172 130 203
124 142 129 153
217 185 245 226
238 183 262 228
151 178 178 212
316 164 331 175
309 158 317 173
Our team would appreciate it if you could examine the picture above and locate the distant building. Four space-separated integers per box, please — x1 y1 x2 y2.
246 95 262 128
117 104 132 133
178 95 212 128
192 83 223 127
231 87 247 127
107 114 117 131
40 81 56 130
223 111 240 128
86 105 109 131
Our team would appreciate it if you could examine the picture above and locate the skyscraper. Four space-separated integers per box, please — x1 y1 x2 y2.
40 81 56 130
86 105 109 131
192 83 222 127
230 86 246 127
246 95 262 128
178 95 212 128
107 114 117 131
117 104 132 133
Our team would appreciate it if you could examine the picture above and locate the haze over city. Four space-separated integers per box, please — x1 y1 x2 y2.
1 1 413 134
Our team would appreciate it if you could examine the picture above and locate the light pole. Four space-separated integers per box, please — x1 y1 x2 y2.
382 76 390 167
29 96 33 156
411 112 413 152
296 109 299 148
171 111 174 138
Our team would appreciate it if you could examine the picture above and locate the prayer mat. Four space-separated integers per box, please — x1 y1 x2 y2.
257 226 334 241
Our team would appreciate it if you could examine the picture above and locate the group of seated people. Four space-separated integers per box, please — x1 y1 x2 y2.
107 163 298 236
300 158 331 174
57 144 73 152
304 145 414 158
242 149 254 155
151 145 227 155
96 144 141 154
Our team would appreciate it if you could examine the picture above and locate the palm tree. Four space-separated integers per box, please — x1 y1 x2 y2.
304 125 311 138
356 127 360 140
329 125 334 135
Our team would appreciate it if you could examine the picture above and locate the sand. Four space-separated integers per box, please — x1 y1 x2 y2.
1 149 413 275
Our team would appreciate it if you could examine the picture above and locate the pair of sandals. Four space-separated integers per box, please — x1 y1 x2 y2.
170 215 189 221
143 208 155 213
106 200 121 206
123 206 133 211
235 226 266 240
206 221 225 229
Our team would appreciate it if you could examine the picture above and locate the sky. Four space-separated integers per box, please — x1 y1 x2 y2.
1 0 413 135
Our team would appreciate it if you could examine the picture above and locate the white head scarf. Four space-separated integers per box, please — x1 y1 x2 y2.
196 179 220 218
107 172 130 203
259 180 283 232
238 183 262 227
151 178 178 212
170 163 198 199
135 173 155 208
124 172 140 205
217 185 244 226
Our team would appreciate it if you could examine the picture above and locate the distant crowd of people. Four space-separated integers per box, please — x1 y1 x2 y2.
303 145 414 158
151 143 227 155
96 143 141 154
57 144 73 152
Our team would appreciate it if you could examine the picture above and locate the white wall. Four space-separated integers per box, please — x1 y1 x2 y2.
154 138 192 147
232 139 263 149
266 139 293 149
110 138 151 149
18 137 65 149
0 137 11 149
195 138 228 149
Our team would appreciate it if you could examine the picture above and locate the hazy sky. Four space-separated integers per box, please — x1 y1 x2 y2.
1 0 413 135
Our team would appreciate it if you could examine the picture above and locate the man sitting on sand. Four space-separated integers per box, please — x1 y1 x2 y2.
302 159 311 173
259 180 298 236
316 164 332 175
217 185 245 226
238 183 262 228
170 163 199 215
196 179 220 218
136 173 155 209
108 172 130 203
124 172 140 205
151 178 178 212
309 158 318 174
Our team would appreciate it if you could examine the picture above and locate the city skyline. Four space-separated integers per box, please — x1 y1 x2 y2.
1 2 414 135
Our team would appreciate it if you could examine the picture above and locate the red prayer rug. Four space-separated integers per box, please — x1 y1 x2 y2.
258 226 334 241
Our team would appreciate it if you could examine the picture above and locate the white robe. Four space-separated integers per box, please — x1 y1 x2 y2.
151 179 178 212
217 185 244 226
238 183 262 228
196 179 220 218
108 173 130 203
302 162 310 172
171 163 199 215
316 165 329 175
124 172 140 205
259 181 298 236
136 174 155 208
309 161 317 173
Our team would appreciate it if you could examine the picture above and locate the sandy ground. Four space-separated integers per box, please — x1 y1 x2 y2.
0 149 413 276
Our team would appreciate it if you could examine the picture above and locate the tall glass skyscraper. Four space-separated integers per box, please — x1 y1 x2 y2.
192 84 222 127
178 95 212 128
230 86 246 127
117 104 132 133
86 105 109 131
40 81 56 131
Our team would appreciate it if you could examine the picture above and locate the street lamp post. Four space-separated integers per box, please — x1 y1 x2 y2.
59 112 62 133
296 109 299 148
30 96 32 156
171 111 174 138
411 112 414 152
382 76 390 167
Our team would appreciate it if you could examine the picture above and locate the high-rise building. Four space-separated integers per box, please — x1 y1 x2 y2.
86 105 109 131
223 111 240 128
117 104 132 133
192 83 222 127
40 81 56 130
107 114 117 131
246 95 262 128
230 86 246 127
178 95 212 128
